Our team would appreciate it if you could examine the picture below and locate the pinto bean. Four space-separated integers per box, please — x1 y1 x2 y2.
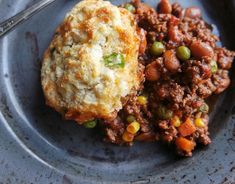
159 0 172 14
145 62 160 81
190 41 214 59
185 7 201 19
163 50 180 72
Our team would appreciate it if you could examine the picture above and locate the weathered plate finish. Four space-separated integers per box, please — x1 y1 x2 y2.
0 0 234 183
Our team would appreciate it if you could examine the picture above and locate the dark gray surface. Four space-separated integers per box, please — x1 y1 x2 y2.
0 0 234 183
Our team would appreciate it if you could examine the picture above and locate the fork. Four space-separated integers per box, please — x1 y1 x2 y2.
0 0 57 37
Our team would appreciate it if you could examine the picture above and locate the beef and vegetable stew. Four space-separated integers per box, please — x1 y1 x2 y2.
103 0 234 156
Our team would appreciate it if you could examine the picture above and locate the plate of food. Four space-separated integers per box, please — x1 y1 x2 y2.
0 0 234 183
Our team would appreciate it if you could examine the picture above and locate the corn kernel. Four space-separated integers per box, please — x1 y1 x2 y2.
127 121 140 134
194 118 205 128
137 96 147 105
122 131 134 142
126 115 136 123
172 116 181 127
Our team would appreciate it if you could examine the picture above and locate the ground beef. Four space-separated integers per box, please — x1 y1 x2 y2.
102 0 234 156
212 69 231 94
154 82 184 104
196 79 216 98
216 47 234 70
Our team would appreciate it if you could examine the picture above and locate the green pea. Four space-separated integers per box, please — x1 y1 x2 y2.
199 103 209 113
157 105 173 120
127 115 136 123
150 41 165 57
176 46 191 61
124 4 136 13
210 60 218 74
84 120 97 128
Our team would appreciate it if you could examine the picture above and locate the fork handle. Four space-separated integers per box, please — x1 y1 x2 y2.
0 0 57 38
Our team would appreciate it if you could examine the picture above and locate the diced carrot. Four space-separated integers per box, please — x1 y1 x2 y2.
175 137 196 152
178 118 196 137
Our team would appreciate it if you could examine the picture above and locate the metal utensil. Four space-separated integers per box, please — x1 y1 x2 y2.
0 0 57 37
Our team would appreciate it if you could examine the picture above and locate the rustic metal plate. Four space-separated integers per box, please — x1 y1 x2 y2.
0 0 234 183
